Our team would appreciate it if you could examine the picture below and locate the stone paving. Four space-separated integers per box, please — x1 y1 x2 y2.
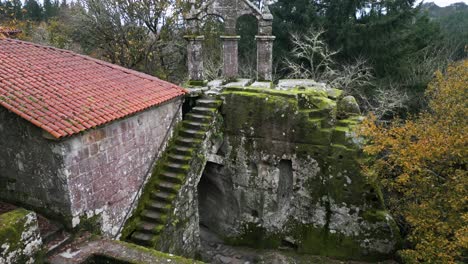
48 234 201 264
199 226 399 264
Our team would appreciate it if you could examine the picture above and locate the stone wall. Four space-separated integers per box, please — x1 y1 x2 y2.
60 99 183 236
0 98 183 235
196 87 400 261
0 108 72 220
0 208 42 264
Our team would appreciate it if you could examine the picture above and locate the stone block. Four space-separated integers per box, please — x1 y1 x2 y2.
0 209 42 264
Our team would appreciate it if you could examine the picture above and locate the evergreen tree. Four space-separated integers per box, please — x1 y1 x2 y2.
269 0 322 67
24 0 43 21
44 0 60 21
0 0 23 21
270 0 440 81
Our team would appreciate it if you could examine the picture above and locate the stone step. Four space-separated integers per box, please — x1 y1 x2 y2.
136 221 164 235
146 201 170 213
167 154 191 163
307 108 334 119
171 146 194 156
164 162 189 173
156 181 180 193
183 120 209 130
179 128 205 139
44 230 72 257
160 171 184 184
176 137 202 147
192 106 216 115
141 210 166 223
130 232 153 246
151 191 174 202
197 99 222 108
186 113 212 122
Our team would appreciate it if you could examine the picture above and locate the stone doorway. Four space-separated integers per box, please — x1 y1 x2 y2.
197 162 234 236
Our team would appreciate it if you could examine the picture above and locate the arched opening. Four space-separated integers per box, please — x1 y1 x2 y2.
199 15 225 81
236 14 258 79
197 162 237 233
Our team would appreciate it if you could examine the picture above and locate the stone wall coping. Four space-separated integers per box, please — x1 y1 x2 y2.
184 35 205 41
220 35 241 40
255 35 276 41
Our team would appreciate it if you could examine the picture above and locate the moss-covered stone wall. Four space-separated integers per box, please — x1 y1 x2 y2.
206 86 400 261
0 208 43 264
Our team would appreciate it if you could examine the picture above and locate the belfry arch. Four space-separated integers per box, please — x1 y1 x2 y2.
185 0 275 82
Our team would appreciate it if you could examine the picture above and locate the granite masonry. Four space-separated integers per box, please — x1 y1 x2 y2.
0 100 183 236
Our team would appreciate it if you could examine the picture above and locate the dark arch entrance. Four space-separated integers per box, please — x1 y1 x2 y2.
237 14 258 79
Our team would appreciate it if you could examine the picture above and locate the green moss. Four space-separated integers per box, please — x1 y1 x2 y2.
0 209 29 249
289 222 394 262
0 209 41 263
187 80 207 87
121 122 185 241
75 214 102 235
104 240 204 263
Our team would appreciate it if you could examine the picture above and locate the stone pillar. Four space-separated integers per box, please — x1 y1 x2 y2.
221 36 241 81
256 35 276 81
184 35 205 82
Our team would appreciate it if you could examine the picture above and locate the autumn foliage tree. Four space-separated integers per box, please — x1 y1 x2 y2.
360 60 467 263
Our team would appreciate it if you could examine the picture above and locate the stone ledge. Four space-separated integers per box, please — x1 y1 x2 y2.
220 35 241 40
183 35 205 41
48 239 202 264
255 35 276 41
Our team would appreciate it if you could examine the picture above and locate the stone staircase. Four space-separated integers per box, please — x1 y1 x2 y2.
128 97 222 247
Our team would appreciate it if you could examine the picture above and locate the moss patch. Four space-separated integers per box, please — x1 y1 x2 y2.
0 208 41 263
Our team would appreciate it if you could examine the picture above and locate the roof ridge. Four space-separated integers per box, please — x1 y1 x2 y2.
1 39 185 93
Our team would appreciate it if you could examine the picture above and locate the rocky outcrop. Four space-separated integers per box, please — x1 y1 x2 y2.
196 85 400 261
0 208 42 264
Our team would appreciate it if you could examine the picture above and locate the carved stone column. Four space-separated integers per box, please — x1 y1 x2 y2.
184 35 205 82
221 35 241 81
256 35 276 81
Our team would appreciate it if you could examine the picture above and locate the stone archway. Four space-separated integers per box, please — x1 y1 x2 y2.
185 0 275 82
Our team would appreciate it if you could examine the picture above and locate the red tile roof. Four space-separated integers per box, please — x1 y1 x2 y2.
0 39 187 138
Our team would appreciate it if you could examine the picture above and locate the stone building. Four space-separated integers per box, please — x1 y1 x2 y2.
0 38 187 236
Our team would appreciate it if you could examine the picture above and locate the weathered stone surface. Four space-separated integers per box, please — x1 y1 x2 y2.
277 79 328 90
0 208 42 264
64 100 183 237
0 107 72 219
337 96 361 118
187 0 273 35
0 99 183 236
153 102 224 258
208 79 224 89
223 79 252 88
48 238 201 264
256 36 276 81
185 35 205 82
221 36 241 80
250 81 273 89
196 87 401 261
185 0 275 82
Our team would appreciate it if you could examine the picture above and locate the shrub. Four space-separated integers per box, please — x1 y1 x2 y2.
360 60 468 263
